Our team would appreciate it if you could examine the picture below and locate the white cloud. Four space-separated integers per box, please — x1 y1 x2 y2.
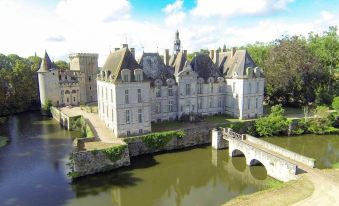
163 0 186 27
191 0 294 18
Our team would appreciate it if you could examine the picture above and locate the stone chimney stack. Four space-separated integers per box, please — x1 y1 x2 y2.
130 48 135 58
209 50 215 60
122 44 128 48
214 50 219 65
164 49 169 66
232 47 236 57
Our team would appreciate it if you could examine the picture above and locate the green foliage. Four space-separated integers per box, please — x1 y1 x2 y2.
187 49 209 62
70 116 95 138
332 162 339 169
332 96 339 111
54 60 69 70
307 106 338 134
90 149 99 156
255 104 289 136
66 153 79 178
41 99 52 113
102 145 127 162
0 54 41 116
134 130 186 150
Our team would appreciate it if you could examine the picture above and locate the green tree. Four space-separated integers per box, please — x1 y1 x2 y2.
255 104 289 136
55 60 69 70
332 96 339 111
307 106 337 134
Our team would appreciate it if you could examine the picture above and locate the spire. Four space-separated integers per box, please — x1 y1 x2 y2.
173 30 181 55
37 50 53 73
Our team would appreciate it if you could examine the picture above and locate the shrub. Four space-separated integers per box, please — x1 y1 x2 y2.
42 99 52 113
255 104 288 137
138 130 186 150
102 145 127 162
332 96 339 111
307 106 338 134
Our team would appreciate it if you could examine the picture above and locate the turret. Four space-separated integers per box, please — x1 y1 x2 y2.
174 30 181 55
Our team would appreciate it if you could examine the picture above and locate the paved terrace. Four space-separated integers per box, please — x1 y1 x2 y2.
59 106 124 145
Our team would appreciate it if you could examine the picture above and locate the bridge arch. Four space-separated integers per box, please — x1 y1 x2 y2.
249 159 268 180
231 149 245 157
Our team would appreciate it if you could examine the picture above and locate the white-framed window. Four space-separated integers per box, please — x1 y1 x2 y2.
248 98 251 110
168 101 174 112
125 90 129 104
138 109 142 123
126 110 130 124
249 82 252 94
127 130 131 136
139 129 143 134
137 89 142 103
210 83 213 93
135 73 141 82
218 86 222 93
155 86 161 97
156 102 161 113
218 97 222 107
111 89 113 103
198 98 203 109
209 98 213 108
256 98 258 109
185 84 191 96
168 85 173 96
198 83 203 94
256 82 259 93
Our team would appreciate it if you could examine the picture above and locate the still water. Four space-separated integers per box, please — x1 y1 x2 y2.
0 112 338 206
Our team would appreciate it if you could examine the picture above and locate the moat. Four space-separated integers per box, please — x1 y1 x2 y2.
0 112 338 206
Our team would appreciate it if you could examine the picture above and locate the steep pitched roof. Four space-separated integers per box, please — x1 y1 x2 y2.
139 53 174 82
102 48 141 82
37 51 54 73
220 50 258 78
172 51 187 76
190 54 221 79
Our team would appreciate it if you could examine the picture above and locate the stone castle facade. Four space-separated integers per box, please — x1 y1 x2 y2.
97 31 265 138
37 52 98 107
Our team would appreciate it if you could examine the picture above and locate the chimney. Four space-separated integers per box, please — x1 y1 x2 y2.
122 44 128 48
214 50 219 65
130 48 135 58
209 50 215 60
164 49 169 66
183 50 187 57
232 47 236 57
115 48 120 51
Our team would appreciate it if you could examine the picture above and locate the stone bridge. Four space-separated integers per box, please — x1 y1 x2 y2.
212 128 315 182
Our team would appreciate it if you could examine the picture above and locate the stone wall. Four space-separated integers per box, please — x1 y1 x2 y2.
245 134 315 167
126 127 211 157
72 146 130 177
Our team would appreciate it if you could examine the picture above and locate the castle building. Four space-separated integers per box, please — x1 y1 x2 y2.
97 31 265 138
37 51 98 107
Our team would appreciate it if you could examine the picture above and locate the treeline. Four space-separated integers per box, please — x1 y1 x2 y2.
245 26 339 106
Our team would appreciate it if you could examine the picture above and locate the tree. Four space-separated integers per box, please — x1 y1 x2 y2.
55 60 69 70
255 104 289 136
307 106 337 134
332 96 339 111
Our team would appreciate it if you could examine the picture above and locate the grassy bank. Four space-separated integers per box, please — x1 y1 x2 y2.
223 175 314 206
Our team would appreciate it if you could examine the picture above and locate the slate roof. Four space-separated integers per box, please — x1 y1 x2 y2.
139 53 174 82
219 50 262 78
190 54 221 79
37 51 55 73
102 48 141 82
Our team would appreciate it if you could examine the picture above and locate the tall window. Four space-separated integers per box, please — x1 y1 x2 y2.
218 97 222 107
218 86 222 93
126 110 130 124
168 85 173 96
155 86 161 97
123 74 129 82
256 98 258 109
198 83 203 94
248 98 251 110
156 102 161 113
138 109 142 123
135 73 142 82
185 84 191 96
210 83 213 93
198 98 203 109
256 82 259 93
209 98 213 108
168 101 174 112
249 82 252 94
125 90 129 104
137 89 142 103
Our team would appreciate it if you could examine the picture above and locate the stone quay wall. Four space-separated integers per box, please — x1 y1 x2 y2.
126 127 211 157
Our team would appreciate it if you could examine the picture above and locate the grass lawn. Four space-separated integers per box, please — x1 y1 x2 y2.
223 175 314 206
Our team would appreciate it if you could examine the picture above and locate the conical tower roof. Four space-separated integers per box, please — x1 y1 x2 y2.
37 51 53 73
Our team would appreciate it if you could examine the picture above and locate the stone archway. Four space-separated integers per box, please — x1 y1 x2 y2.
249 159 267 180
231 149 245 157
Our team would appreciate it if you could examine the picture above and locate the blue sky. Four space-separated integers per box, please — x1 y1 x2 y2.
0 0 338 64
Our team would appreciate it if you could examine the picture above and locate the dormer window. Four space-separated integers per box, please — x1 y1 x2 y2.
134 69 143 82
121 69 131 82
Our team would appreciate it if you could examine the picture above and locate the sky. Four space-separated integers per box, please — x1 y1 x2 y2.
0 0 338 65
